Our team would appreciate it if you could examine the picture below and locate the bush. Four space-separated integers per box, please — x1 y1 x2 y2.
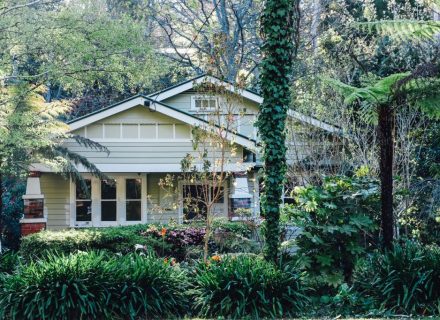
0 250 20 274
20 225 168 260
353 240 440 315
191 254 308 319
283 174 379 286
0 251 189 319
20 220 256 261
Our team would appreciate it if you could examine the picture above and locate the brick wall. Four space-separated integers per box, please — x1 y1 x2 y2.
21 222 46 236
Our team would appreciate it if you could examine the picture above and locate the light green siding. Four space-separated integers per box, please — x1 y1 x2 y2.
41 174 70 230
68 105 243 168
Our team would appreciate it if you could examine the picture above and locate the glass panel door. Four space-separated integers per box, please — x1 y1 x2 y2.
126 178 141 221
76 180 91 222
101 180 117 221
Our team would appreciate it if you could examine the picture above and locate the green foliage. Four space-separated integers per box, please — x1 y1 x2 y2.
191 255 308 319
0 178 25 250
0 251 188 319
257 0 298 262
19 225 167 260
360 20 440 41
0 250 20 274
20 221 257 261
353 240 440 315
284 175 379 286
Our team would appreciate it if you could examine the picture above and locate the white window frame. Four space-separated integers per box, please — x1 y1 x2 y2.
70 173 148 227
190 95 218 111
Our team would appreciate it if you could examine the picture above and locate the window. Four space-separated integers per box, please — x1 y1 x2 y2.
126 179 141 221
101 180 117 221
191 96 217 111
24 199 44 219
76 180 92 221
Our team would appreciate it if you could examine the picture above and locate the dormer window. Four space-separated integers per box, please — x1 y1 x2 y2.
191 96 217 111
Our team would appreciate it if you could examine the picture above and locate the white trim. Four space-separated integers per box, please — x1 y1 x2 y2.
148 75 340 134
20 218 47 223
68 97 256 150
150 76 263 105
30 163 256 173
22 194 44 199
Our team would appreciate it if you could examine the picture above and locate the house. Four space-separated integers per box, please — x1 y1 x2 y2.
20 75 340 235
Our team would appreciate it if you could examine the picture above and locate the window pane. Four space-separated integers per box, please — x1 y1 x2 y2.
76 179 91 200
24 199 44 219
126 201 141 221
76 201 92 221
101 180 116 199
126 179 141 200
101 201 116 221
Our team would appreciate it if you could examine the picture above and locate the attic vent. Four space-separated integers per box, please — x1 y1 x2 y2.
191 96 217 111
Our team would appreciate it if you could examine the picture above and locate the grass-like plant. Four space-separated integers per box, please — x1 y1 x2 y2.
191 254 308 319
353 240 440 315
0 251 189 319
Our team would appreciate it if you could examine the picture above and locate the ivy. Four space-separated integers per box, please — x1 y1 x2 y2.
257 0 298 262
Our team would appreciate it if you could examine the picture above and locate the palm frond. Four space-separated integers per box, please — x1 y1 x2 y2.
359 20 440 41
70 134 110 155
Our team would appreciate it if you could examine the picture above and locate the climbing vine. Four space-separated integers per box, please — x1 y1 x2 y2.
257 0 298 262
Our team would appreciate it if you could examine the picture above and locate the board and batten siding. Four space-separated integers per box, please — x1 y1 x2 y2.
40 173 70 230
68 105 244 169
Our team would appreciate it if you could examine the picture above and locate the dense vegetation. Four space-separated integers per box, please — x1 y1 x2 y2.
1 0 440 318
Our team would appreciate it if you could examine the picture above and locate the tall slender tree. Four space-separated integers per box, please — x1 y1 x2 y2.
257 0 299 262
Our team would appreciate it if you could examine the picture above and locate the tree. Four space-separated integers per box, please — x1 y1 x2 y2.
149 0 262 82
0 85 108 249
257 0 299 262
327 67 440 249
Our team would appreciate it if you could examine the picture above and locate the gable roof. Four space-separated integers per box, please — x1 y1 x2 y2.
67 94 257 150
67 75 341 148
148 74 341 134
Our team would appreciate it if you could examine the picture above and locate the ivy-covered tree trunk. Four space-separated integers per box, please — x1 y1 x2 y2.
258 0 296 262
378 104 395 250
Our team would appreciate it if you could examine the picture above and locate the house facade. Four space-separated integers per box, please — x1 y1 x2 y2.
20 75 339 234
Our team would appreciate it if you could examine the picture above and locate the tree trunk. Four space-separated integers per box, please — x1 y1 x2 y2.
0 173 3 252
378 104 395 250
258 0 297 263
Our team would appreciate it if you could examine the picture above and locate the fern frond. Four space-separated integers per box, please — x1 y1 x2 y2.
359 20 440 41
70 134 110 155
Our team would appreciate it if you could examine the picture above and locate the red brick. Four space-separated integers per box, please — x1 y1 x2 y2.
21 222 46 236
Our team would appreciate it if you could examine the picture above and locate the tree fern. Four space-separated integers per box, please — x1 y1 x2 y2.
360 20 440 41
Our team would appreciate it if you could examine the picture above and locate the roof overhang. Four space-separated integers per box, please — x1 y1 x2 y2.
148 74 341 134
67 95 256 150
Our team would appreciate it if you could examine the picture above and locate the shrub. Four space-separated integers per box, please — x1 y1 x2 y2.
20 225 168 260
0 251 189 319
110 253 189 318
353 240 440 315
283 174 379 286
0 250 20 274
0 251 114 319
191 254 308 319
